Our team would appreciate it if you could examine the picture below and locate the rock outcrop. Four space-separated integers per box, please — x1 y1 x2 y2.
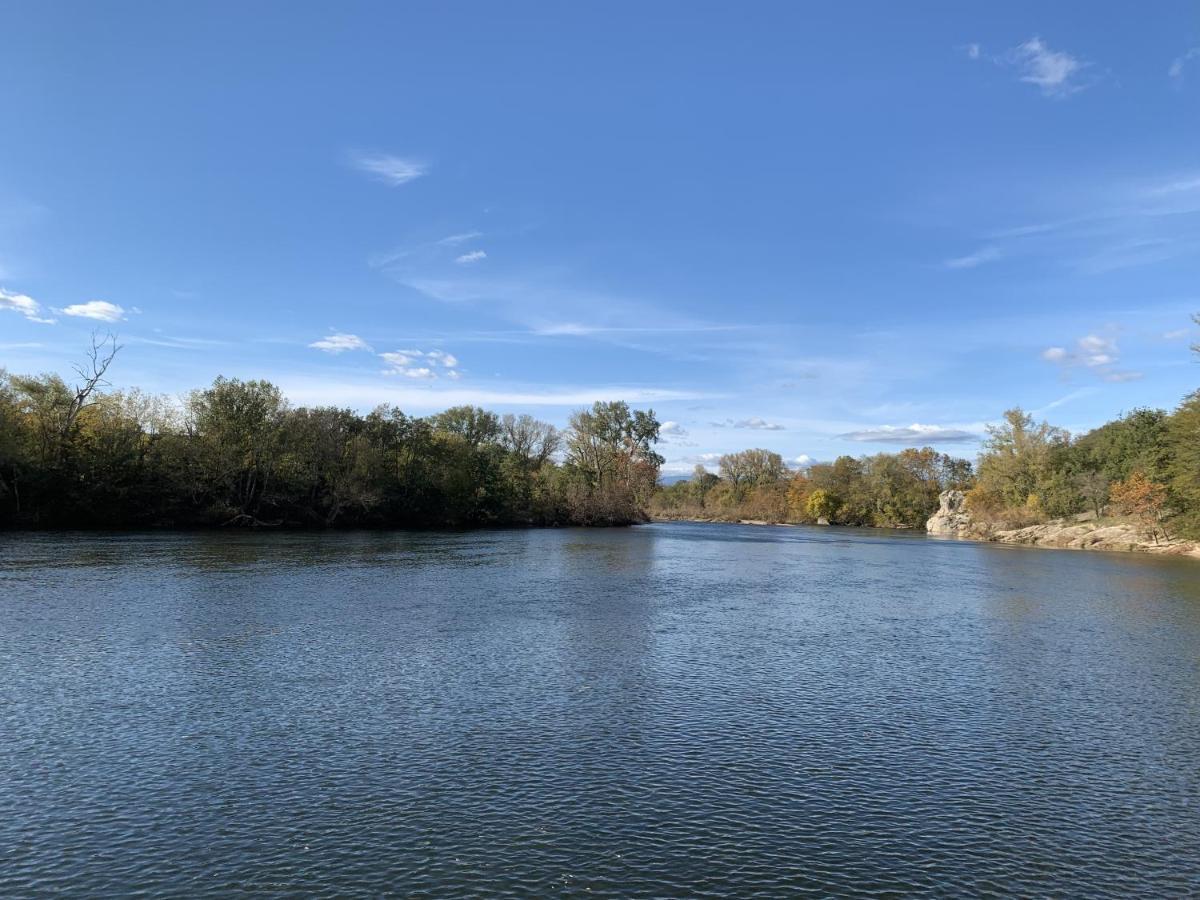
925 489 977 537
926 490 1200 558
992 521 1200 558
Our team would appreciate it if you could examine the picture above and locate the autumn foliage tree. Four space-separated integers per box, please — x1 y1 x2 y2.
1109 472 1169 544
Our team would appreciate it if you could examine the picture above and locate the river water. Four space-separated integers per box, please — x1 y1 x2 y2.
2 522 1198 896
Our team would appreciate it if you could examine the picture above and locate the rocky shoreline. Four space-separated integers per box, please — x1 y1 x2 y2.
926 490 1200 560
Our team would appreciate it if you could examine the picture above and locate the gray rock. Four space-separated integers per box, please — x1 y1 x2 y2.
926 489 974 536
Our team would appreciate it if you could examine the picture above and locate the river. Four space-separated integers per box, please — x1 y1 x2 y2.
2 522 1198 896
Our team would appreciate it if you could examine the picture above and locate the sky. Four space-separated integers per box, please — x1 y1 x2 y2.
1 2 1198 474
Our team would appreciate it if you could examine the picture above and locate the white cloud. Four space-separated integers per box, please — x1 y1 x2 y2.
455 250 487 265
0 288 56 324
712 416 785 430
395 366 435 379
350 152 428 186
437 231 483 245
740 417 785 430
1170 47 1200 80
1041 332 1141 381
944 246 1001 269
380 348 460 379
965 42 982 60
1005 37 1089 98
60 300 125 322
309 332 372 353
794 454 815 467
276 376 714 409
658 421 691 444
1163 329 1190 340
840 424 978 444
1077 333 1116 366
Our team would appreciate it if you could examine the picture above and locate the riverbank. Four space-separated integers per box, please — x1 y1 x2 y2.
926 490 1200 559
981 519 1200 558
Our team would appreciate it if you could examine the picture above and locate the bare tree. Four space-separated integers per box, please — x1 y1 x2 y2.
58 332 122 456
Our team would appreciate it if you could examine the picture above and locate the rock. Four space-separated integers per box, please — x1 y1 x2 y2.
993 520 1200 557
926 489 975 536
924 489 1200 559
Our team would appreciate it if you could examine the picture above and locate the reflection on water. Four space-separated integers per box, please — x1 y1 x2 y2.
2 522 1199 896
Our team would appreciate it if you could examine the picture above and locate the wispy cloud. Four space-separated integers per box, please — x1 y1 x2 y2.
1030 388 1096 416
60 300 125 322
1008 36 1089 98
944 245 1002 269
455 250 487 265
1169 47 1200 81
1143 174 1200 197
968 36 1089 98
1042 333 1116 368
380 348 460 379
309 332 373 353
126 335 232 350
437 231 483 245
1102 370 1144 383
1041 332 1142 382
711 417 785 431
840 423 978 444
278 376 714 410
350 152 428 186
0 288 56 324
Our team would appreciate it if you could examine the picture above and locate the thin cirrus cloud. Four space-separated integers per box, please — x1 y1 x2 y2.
1169 47 1200 80
840 424 978 444
968 37 1090 99
309 332 373 353
278 376 713 409
455 250 487 265
437 231 483 246
0 288 56 323
944 246 1002 269
61 300 126 322
350 152 428 186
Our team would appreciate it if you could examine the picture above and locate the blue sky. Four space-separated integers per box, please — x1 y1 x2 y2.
1 2 1198 473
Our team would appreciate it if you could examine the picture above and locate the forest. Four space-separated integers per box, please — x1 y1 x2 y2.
651 391 1200 540
0 336 664 528
2 333 1197 537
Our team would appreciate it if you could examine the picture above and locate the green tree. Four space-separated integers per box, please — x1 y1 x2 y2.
564 401 662 523
1166 391 1200 537
186 377 287 523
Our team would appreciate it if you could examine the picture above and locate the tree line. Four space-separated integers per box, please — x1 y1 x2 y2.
651 447 974 528
653 388 1200 539
0 336 664 528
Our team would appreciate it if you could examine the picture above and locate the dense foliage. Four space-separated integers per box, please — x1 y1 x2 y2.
0 340 663 529
653 447 973 528
653 388 1200 538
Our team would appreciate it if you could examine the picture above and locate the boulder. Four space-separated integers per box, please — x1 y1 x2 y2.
926 489 974 536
